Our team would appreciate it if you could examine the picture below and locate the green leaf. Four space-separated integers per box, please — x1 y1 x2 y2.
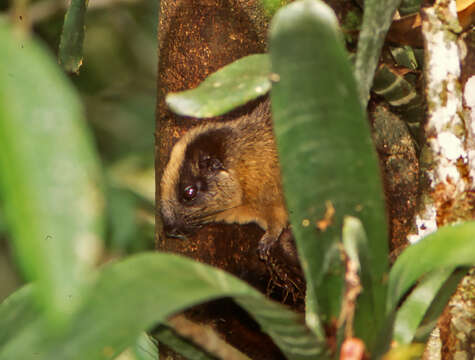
342 217 373 291
354 0 403 105
413 268 467 343
269 0 388 342
129 333 158 360
341 217 377 341
389 46 418 70
0 22 104 324
166 54 271 117
154 325 215 360
58 0 88 73
387 222 475 313
392 268 454 344
0 253 325 360
372 65 420 108
0 285 36 348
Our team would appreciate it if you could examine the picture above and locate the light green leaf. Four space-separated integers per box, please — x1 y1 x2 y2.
129 333 158 360
269 0 388 343
0 253 325 360
412 268 467 343
393 268 454 344
0 284 36 348
387 222 475 313
166 54 271 117
341 217 376 340
0 22 104 324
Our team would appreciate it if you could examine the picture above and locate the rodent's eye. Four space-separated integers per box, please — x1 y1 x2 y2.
183 185 198 201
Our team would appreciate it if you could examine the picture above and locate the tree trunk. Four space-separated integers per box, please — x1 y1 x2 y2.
155 1 290 358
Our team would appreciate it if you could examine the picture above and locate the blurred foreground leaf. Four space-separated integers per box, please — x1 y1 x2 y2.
166 54 270 117
0 22 104 324
0 284 36 348
270 0 388 344
0 253 325 360
125 333 158 360
58 0 88 73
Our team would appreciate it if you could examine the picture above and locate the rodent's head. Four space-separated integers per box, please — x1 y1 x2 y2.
160 125 242 239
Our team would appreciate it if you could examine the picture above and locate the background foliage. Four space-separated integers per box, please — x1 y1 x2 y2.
0 0 157 302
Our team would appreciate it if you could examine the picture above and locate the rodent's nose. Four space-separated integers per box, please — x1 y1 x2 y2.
162 221 185 239
161 213 188 240
160 202 193 239
160 202 177 231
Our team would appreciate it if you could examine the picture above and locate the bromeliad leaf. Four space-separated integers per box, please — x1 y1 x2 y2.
387 222 475 313
0 253 325 360
270 0 388 344
154 325 216 360
392 268 454 344
166 54 271 117
0 22 104 326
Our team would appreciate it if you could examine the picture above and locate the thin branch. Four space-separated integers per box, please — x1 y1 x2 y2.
168 314 252 360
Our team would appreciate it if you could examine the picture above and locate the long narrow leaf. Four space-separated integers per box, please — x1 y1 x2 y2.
341 217 376 341
166 54 271 117
354 0 403 105
413 268 468 343
269 0 388 343
392 267 454 344
129 333 158 360
0 22 103 324
0 253 324 360
387 222 475 313
58 0 88 73
154 325 215 360
0 285 36 348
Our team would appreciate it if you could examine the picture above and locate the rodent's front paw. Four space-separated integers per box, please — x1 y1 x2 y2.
258 233 278 260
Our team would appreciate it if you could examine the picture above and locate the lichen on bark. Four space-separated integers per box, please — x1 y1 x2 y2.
408 0 470 244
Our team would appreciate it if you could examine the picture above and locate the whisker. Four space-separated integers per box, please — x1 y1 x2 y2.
185 204 241 225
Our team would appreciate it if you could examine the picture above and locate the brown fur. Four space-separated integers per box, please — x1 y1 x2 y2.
160 100 287 257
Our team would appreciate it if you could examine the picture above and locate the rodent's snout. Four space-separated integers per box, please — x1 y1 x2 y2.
162 220 188 240
160 202 192 240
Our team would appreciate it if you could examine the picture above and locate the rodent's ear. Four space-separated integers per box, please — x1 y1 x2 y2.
185 127 231 171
